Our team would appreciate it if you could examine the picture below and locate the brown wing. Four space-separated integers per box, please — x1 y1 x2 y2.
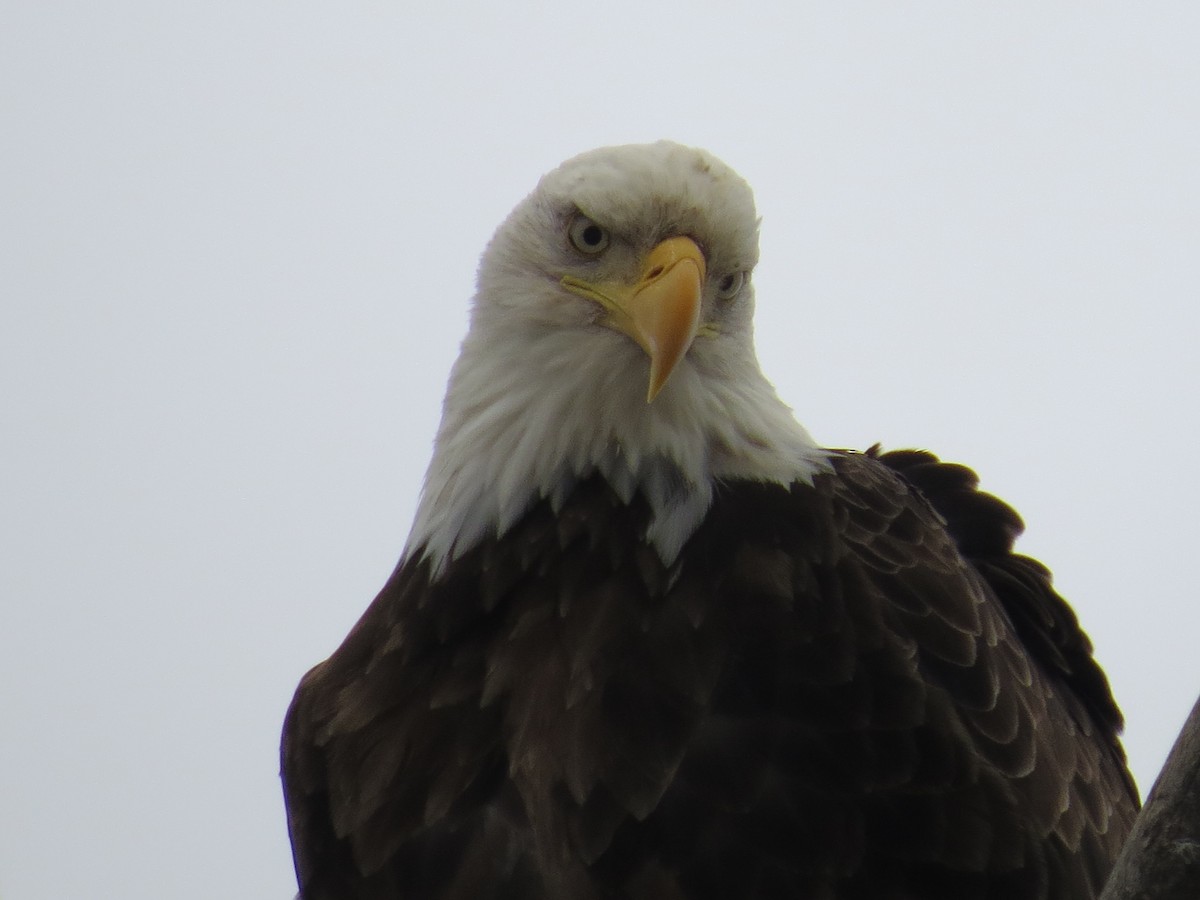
281 475 690 899
871 447 1131 748
823 450 1139 895
282 457 1138 899
281 548 551 899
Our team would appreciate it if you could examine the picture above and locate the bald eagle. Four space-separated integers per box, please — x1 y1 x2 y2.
282 142 1137 899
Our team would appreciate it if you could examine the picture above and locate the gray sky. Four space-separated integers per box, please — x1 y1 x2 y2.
2 3 1197 898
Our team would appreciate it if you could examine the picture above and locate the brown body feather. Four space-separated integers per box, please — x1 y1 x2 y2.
282 449 1137 899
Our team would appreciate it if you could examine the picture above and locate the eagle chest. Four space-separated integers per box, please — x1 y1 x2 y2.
452 480 924 866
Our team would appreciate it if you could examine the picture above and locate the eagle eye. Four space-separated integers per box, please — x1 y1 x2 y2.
716 271 746 300
568 215 610 255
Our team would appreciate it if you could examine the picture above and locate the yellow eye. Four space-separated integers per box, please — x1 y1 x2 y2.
716 271 746 300
568 215 610 255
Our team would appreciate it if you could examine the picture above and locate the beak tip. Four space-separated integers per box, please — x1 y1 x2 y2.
645 362 668 402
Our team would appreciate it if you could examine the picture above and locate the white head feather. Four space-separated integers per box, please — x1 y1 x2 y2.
405 141 830 575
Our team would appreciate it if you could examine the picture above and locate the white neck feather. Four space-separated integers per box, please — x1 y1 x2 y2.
404 319 830 577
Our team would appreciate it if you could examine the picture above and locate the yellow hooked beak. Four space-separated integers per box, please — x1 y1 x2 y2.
561 236 706 402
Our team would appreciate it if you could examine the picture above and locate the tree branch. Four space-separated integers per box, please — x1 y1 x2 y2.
1101 695 1200 899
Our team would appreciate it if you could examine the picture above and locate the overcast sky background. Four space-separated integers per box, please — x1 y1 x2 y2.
3 4 1198 898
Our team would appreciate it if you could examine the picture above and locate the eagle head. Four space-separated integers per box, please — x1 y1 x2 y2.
405 142 828 574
